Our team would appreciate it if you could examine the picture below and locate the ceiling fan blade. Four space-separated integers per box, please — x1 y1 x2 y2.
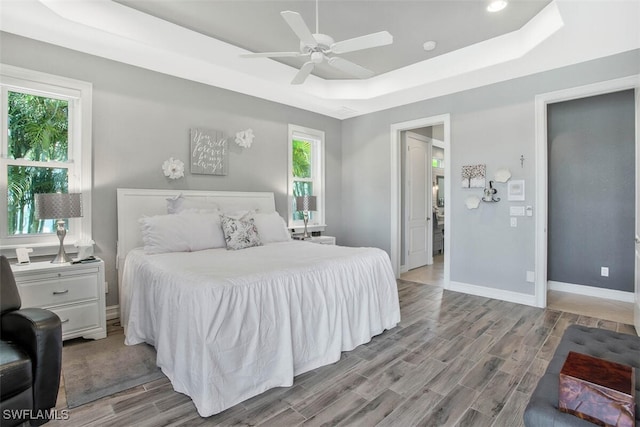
281 11 317 47
291 61 315 85
330 31 393 54
240 52 305 58
327 57 375 79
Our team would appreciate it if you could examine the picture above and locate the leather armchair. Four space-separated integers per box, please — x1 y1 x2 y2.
1 255 62 426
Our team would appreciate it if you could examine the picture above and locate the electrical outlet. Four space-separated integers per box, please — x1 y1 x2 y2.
600 267 609 277
105 281 109 293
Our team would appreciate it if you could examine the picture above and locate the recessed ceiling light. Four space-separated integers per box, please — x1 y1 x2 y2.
487 0 508 12
423 41 437 51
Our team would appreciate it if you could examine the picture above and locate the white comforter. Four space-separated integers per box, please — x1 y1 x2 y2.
121 241 400 417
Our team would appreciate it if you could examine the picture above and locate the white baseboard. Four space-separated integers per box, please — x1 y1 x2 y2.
548 281 635 303
400 264 409 274
449 281 538 307
106 304 120 321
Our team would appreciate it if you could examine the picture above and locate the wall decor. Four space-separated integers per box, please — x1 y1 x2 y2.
465 195 481 209
482 181 500 202
461 164 486 188
234 128 255 148
494 168 511 183
508 179 525 201
162 157 185 180
190 128 228 175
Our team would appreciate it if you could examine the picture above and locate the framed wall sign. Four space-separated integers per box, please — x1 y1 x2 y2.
190 128 228 175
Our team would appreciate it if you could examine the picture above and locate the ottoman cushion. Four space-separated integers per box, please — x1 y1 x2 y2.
524 325 640 427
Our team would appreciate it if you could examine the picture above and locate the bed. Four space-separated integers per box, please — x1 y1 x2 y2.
116 188 401 417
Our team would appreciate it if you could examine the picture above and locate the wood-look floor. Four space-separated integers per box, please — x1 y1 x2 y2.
49 280 637 427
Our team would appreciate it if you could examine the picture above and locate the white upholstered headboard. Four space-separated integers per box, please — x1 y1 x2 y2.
116 188 276 269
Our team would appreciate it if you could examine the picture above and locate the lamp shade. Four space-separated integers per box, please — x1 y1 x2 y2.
35 193 83 220
295 195 317 212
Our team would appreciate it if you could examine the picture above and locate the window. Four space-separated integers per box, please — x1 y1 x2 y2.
287 124 325 230
1 65 92 255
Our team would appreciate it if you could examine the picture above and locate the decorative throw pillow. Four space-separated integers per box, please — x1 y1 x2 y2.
221 216 262 250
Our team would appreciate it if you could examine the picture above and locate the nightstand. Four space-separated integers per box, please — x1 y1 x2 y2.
10 259 107 341
310 236 336 245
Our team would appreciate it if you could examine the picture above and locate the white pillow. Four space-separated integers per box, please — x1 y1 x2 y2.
166 194 220 214
222 209 254 220
140 212 225 254
220 216 262 250
253 212 291 243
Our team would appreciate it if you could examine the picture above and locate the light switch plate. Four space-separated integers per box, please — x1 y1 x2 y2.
526 271 535 282
510 206 525 216
510 217 517 227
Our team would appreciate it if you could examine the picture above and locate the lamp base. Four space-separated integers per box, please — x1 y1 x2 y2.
51 219 71 263
50 250 71 264
302 211 311 239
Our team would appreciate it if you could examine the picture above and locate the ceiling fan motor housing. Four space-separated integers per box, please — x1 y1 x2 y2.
301 33 335 54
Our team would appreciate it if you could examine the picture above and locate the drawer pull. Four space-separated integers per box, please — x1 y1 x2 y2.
61 319 70 324
53 290 69 295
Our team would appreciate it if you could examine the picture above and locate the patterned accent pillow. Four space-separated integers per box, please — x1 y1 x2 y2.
221 215 262 250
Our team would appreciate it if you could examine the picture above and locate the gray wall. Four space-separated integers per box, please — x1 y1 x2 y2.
2 30 638 305
0 32 343 307
548 90 635 292
341 50 639 295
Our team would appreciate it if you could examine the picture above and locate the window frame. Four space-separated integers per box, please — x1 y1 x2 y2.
0 64 92 257
287 124 325 232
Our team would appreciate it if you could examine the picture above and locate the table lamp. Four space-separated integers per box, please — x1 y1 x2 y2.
295 195 316 240
35 193 83 263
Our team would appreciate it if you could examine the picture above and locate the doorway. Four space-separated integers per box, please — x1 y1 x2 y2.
534 75 639 335
390 114 451 289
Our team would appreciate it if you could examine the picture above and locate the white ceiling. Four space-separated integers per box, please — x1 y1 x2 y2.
0 0 638 119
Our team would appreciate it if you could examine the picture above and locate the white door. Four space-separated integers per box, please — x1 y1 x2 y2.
406 132 433 270
635 89 640 335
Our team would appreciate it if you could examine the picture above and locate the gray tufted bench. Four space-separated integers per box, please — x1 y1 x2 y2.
524 325 640 426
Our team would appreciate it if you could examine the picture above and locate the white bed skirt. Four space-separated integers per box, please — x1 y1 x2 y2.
120 241 400 417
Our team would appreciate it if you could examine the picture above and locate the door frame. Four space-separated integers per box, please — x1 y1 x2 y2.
534 75 640 309
636 85 640 334
404 131 433 271
390 114 451 287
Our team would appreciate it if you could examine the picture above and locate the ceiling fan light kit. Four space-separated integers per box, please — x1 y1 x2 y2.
241 2 393 85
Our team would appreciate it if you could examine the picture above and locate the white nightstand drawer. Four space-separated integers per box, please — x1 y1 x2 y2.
51 302 101 336
17 273 98 308
12 266 100 284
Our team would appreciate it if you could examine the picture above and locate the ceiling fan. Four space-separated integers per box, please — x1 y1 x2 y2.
240 1 393 85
